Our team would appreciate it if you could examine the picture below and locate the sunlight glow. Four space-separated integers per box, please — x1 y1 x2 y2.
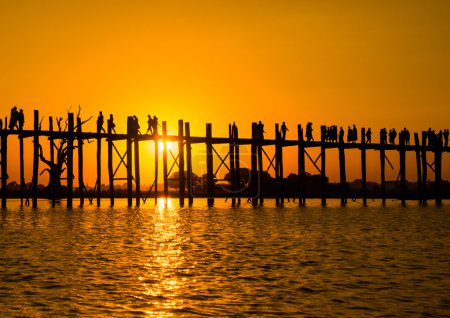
158 140 173 152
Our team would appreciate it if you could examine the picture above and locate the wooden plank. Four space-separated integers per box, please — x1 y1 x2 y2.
178 120 185 207
234 124 241 206
77 117 84 206
134 121 141 207
67 113 74 208
320 125 326 206
361 127 367 205
32 110 39 208
338 127 347 206
414 133 422 204
185 122 193 206
154 129 159 205
107 118 114 206
298 125 306 206
19 128 25 206
96 118 102 207
435 134 442 205
257 127 263 206
163 121 168 202
421 131 427 205
77 118 84 207
274 124 280 206
380 129 386 205
251 123 258 207
399 130 406 205
206 123 214 206
126 116 133 207
229 124 236 206
1 129 7 208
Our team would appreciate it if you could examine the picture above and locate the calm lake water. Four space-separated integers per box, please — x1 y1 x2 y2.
1 199 449 317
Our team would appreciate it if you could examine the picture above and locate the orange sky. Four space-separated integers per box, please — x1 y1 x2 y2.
1 1 449 185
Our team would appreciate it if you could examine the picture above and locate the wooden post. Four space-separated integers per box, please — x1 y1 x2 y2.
434 134 442 205
421 131 427 205
1 129 7 208
361 127 367 205
338 127 347 206
399 132 406 206
96 118 102 207
257 127 264 206
67 113 74 208
49 117 55 164
275 123 280 206
126 116 133 207
251 123 258 207
414 133 422 205
77 117 84 207
380 130 386 205
320 125 326 206
178 120 185 207
32 110 39 208
206 123 214 206
134 123 141 207
107 118 114 206
234 124 241 205
298 125 306 206
19 127 25 206
185 122 193 206
229 124 236 206
154 129 159 205
162 121 168 202
279 126 284 206
48 117 56 207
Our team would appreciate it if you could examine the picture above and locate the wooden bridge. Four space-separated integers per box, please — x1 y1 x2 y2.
0 110 448 208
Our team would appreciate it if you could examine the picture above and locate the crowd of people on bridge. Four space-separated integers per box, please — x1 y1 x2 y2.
4 106 25 131
2 108 450 149
427 128 449 147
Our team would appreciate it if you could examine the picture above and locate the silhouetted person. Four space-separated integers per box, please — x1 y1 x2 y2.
133 115 141 134
17 109 24 131
380 128 387 144
306 122 313 142
280 122 288 140
8 106 18 130
352 125 357 143
444 129 449 147
97 111 105 133
257 121 265 140
152 116 159 135
146 115 153 134
232 122 238 142
347 126 352 142
110 114 117 133
366 128 372 143
109 114 116 133
339 127 344 143
389 128 397 144
325 126 336 142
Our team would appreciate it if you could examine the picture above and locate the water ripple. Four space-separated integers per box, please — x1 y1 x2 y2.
0 199 449 317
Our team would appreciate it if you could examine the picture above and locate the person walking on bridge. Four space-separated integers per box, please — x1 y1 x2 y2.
280 122 289 140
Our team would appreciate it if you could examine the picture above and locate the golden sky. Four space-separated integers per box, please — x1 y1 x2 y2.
1 0 449 184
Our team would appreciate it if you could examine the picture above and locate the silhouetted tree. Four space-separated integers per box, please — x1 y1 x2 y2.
168 171 201 189
39 107 91 196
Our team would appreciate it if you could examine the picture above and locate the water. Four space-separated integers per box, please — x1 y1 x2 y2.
1 199 449 317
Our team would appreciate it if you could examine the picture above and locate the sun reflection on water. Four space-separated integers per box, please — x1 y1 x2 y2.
142 199 188 316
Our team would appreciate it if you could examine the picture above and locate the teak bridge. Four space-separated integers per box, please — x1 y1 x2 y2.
0 110 448 208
